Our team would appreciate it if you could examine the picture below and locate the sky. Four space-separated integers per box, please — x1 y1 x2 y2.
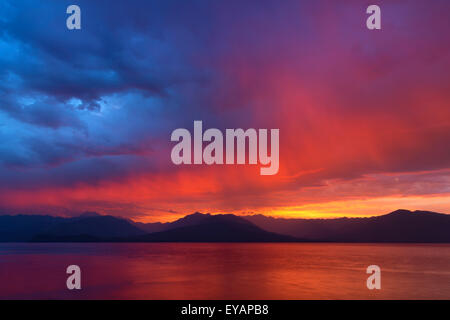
0 0 449 222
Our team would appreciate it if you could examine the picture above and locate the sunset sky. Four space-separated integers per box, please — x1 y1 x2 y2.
0 0 449 222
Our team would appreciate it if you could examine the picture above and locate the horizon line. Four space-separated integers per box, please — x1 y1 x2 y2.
2 208 449 225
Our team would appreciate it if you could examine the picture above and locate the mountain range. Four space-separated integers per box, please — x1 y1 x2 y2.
0 209 449 242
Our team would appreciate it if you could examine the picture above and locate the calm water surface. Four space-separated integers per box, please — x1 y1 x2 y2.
0 243 449 299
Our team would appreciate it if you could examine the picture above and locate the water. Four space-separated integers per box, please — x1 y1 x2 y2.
0 243 449 299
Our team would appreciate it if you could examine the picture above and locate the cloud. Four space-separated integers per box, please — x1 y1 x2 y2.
0 0 449 218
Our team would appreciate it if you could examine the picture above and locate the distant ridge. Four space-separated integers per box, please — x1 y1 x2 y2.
0 214 65 242
77 211 102 218
245 209 450 242
0 209 449 242
124 214 298 242
0 213 144 242
132 212 210 233
34 215 145 240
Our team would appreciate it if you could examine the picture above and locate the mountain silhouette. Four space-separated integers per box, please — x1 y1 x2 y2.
1 209 449 242
245 209 450 242
76 211 102 219
132 212 210 233
33 215 145 241
0 214 65 241
0 213 144 242
124 214 298 242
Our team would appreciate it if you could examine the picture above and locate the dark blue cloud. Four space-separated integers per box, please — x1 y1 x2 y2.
0 0 220 179
0 0 210 100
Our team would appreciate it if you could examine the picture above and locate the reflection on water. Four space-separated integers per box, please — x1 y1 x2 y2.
0 243 449 299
